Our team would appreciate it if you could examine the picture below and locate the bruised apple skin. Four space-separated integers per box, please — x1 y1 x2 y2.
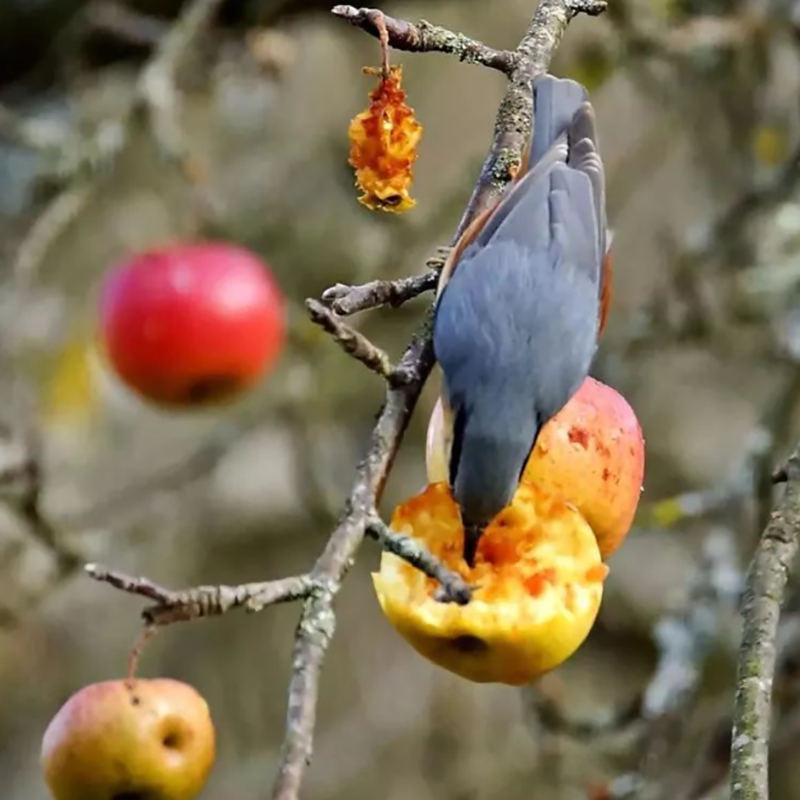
373 482 607 685
41 679 216 800
521 377 644 557
426 377 645 558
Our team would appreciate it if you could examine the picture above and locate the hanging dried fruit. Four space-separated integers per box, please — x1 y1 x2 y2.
347 14 422 213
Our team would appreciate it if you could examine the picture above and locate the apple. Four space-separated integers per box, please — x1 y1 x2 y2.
373 482 606 685
520 377 644 557
99 242 285 408
41 678 215 800
425 377 645 558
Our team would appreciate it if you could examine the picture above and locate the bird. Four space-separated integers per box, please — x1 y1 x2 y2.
433 73 611 567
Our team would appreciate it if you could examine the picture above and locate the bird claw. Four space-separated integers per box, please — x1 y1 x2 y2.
434 582 479 605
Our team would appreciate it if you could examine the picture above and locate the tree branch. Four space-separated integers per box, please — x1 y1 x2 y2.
331 5 518 73
454 0 606 235
321 270 438 316
366 517 473 604
306 298 395 380
85 565 314 625
730 444 800 800
135 0 221 180
269 324 434 800
84 2 168 49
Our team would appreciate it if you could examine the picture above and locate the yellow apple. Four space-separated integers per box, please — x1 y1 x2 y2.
41 678 215 800
373 482 606 685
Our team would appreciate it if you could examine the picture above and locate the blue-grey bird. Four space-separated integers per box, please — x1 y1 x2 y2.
433 74 609 567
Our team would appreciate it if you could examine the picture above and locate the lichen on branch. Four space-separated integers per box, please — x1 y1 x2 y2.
731 445 800 800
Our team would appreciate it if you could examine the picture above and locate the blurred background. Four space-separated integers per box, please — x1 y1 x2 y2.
3 0 800 798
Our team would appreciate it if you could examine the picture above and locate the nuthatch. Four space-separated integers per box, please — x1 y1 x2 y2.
433 74 611 567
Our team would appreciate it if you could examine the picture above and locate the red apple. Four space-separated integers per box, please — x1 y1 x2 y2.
521 377 645 557
426 377 645 558
99 242 285 407
41 679 216 800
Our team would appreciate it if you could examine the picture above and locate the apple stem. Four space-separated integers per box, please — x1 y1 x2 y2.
127 624 158 684
373 11 391 79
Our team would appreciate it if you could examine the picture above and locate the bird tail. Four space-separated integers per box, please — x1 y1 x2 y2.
527 74 589 169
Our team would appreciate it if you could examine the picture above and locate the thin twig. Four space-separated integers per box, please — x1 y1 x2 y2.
331 5 518 74
623 532 740 800
730 445 800 800
127 624 158 680
11 184 93 295
644 531 741 717
321 270 438 316
86 2 168 49
306 298 395 380
10 0 222 275
17 427 84 574
366 517 473 605
135 0 220 167
4 0 224 395
0 424 82 582
372 10 391 78
85 564 315 625
644 430 770 530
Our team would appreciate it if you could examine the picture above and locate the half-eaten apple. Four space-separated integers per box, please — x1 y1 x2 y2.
373 482 607 685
